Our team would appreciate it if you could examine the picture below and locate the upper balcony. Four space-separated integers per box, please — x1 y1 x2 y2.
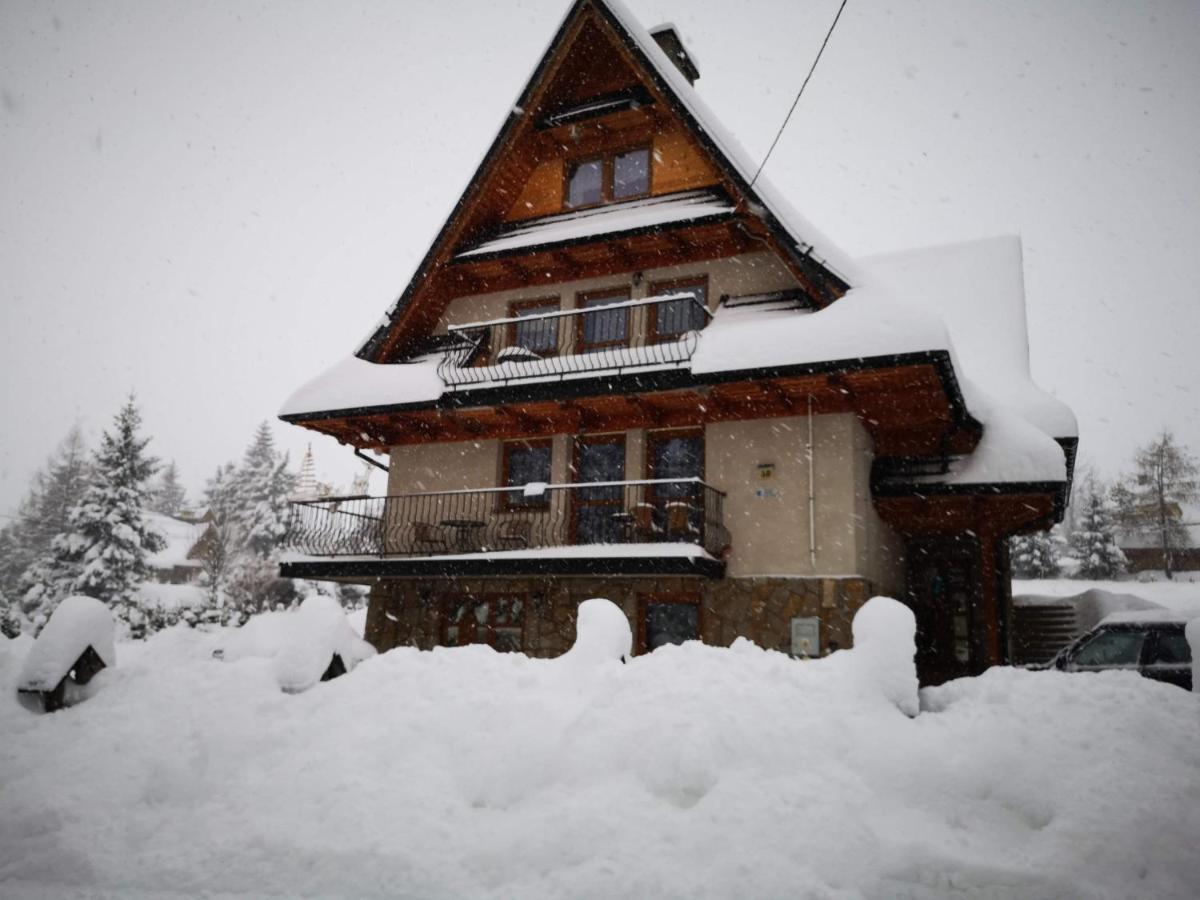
434 291 710 390
281 478 728 580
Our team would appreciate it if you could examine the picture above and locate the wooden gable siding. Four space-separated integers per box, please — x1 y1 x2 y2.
504 114 720 222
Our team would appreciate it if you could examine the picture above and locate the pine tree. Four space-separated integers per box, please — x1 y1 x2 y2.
225 424 297 614
151 461 188 516
198 462 239 611
1070 478 1126 579
1115 430 1199 579
6 426 92 620
0 588 20 638
1010 527 1062 579
53 396 165 632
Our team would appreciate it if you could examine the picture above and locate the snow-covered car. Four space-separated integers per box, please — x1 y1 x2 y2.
1050 610 1194 691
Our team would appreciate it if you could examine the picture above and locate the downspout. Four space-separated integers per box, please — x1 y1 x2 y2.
807 393 817 571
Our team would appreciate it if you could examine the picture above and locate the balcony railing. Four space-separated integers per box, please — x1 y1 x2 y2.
286 478 729 560
435 292 711 389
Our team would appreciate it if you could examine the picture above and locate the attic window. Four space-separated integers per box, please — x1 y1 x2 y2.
566 148 651 209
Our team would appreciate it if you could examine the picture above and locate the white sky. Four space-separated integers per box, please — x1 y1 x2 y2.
2 0 1198 515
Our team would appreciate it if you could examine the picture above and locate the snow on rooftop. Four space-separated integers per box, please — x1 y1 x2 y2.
144 512 205 571
599 0 860 284
861 236 1078 440
280 353 444 417
456 190 734 259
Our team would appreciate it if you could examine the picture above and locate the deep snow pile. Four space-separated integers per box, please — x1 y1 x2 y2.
3 598 1200 899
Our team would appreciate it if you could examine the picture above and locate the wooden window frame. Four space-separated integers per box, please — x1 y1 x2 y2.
563 144 653 210
647 276 709 344
500 438 553 510
644 427 705 482
637 592 702 655
576 287 632 352
441 592 527 652
507 296 561 357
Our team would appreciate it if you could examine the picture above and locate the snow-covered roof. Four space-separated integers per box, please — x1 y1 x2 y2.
144 512 206 571
353 0 859 361
279 244 1072 486
595 0 859 284
456 189 735 259
860 236 1077 440
18 596 116 692
1101 608 1199 626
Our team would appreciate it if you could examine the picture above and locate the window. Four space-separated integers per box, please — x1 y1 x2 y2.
612 148 650 199
508 298 559 356
648 429 703 501
1072 629 1147 668
640 595 700 653
577 288 630 352
649 278 708 342
1149 630 1191 666
572 434 626 544
443 594 525 652
566 158 603 208
502 440 552 508
564 147 651 208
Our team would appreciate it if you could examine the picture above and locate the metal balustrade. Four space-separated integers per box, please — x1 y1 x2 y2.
434 292 711 388
286 478 729 560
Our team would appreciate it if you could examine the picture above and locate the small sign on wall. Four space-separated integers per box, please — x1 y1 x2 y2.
756 462 775 480
790 617 820 659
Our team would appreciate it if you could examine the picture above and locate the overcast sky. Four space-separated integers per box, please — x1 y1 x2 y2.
2 0 1198 516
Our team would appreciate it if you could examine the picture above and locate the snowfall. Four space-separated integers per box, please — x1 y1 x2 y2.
3 596 1199 899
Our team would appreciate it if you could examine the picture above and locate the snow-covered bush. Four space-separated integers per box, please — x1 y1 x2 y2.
559 597 632 668
221 594 374 693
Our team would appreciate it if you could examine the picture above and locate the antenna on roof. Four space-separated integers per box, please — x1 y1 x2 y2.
749 0 849 189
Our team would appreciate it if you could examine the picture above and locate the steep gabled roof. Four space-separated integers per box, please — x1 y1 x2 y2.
356 0 857 363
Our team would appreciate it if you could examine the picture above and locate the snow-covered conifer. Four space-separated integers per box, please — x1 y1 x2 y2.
151 461 188 516
1069 477 1126 579
1010 528 1061 579
0 588 20 638
52 397 165 631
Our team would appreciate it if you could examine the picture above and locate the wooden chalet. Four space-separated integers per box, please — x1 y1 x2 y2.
278 0 1077 684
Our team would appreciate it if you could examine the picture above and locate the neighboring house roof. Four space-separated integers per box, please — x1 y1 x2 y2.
144 512 208 571
1118 501 1200 549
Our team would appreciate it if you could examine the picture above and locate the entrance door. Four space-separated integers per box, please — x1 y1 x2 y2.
904 536 982 684
572 435 625 544
640 594 701 652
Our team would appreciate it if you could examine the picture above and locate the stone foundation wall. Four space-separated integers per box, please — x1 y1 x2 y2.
365 575 874 657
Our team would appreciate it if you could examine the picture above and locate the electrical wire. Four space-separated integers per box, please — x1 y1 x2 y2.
749 0 849 189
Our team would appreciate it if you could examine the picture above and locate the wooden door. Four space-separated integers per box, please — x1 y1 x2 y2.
903 535 982 685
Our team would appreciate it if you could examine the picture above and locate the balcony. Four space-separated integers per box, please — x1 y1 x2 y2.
282 478 729 579
434 292 710 390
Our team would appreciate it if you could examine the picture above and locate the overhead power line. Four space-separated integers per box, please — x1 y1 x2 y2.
749 0 849 189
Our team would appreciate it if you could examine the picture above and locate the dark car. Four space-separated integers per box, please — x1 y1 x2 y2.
1051 612 1195 691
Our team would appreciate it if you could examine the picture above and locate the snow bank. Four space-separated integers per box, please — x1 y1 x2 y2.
3 601 1199 897
845 596 919 716
16 596 115 692
1015 577 1200 616
221 596 375 693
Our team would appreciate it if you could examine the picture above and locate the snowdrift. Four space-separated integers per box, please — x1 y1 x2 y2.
16 595 115 694
2 597 1199 898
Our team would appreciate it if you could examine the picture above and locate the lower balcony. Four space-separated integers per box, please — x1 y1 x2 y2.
280 479 729 579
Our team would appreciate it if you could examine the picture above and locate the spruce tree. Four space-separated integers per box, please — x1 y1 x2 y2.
8 427 92 620
53 396 165 631
198 462 239 612
227 424 297 613
151 461 188 517
1010 528 1061 579
1070 479 1126 580
0 588 20 638
1115 430 1199 578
